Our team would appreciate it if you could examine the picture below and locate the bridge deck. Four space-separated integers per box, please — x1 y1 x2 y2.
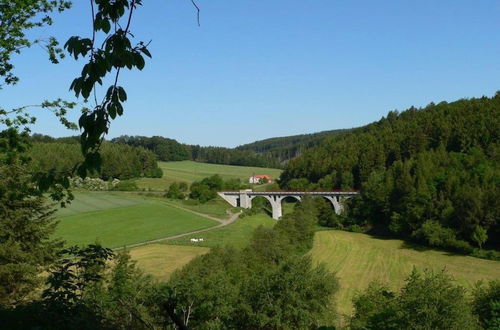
220 190 359 195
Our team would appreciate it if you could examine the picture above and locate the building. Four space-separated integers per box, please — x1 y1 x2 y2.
249 174 273 184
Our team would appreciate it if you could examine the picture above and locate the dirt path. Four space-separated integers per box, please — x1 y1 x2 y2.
114 209 241 250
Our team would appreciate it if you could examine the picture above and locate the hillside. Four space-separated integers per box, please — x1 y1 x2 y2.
111 135 281 168
311 230 500 315
237 128 347 162
279 94 500 254
135 160 282 190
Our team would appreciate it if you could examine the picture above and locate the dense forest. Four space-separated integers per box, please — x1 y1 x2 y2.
111 135 281 168
27 136 162 180
237 128 347 162
280 94 500 254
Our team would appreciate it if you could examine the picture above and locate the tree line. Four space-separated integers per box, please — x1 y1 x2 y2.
279 94 500 256
167 174 250 203
27 136 162 180
237 128 347 163
111 135 282 168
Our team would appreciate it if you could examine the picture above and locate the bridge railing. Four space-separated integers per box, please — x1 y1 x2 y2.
248 191 358 194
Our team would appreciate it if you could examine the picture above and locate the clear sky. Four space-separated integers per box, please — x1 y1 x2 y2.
3 0 500 147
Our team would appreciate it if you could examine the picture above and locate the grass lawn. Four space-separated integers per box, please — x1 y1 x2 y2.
55 193 219 248
163 198 233 219
166 213 276 249
129 244 209 280
135 160 282 191
311 230 500 316
56 191 145 217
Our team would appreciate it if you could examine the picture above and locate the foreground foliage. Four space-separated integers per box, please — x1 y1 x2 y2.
0 134 62 307
351 269 480 329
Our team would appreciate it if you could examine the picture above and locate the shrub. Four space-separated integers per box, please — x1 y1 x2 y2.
472 280 500 329
111 180 138 191
351 269 479 329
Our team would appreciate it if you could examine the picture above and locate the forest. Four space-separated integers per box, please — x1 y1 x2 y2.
237 128 347 162
111 135 281 168
111 129 350 167
27 136 162 180
279 94 500 255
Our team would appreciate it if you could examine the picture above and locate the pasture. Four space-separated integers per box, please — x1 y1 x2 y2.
129 244 210 280
55 192 219 248
135 160 282 190
166 213 276 249
164 198 233 219
311 230 500 316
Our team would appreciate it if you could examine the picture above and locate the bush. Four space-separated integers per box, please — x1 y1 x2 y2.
413 220 473 254
347 224 365 233
471 249 500 261
111 180 138 191
165 182 185 199
147 167 163 178
351 269 479 330
472 280 500 329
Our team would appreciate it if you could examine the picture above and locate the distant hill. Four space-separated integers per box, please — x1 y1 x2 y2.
109 129 351 168
236 129 348 163
111 135 281 168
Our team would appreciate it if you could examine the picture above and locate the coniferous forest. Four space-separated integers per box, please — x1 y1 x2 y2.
280 94 500 254
111 135 281 168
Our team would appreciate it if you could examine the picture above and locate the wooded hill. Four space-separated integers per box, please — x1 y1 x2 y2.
279 93 500 254
236 129 347 162
111 135 281 168
110 129 350 168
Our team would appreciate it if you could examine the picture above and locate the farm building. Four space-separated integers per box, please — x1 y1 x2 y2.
249 174 273 184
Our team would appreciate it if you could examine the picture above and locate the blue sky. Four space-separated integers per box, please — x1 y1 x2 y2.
3 0 500 147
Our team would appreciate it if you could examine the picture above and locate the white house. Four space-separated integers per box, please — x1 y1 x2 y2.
249 174 273 184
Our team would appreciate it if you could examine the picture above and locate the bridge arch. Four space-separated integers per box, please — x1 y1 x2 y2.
279 195 301 217
320 195 343 214
248 195 273 217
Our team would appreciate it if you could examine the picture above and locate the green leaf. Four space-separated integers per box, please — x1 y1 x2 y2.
101 19 111 33
140 47 152 58
117 87 127 102
134 53 145 70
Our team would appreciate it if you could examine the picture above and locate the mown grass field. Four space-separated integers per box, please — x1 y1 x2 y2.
164 198 233 219
166 213 276 249
135 160 282 190
129 244 210 280
55 192 218 248
56 192 145 217
311 230 500 316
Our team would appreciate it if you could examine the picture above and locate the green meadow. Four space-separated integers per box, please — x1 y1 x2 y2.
135 160 282 190
165 213 276 249
55 192 218 248
311 230 500 316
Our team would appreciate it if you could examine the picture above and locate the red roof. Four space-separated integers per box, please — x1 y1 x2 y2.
252 174 272 179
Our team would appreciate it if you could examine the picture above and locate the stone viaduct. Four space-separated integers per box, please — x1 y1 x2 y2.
218 190 359 220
